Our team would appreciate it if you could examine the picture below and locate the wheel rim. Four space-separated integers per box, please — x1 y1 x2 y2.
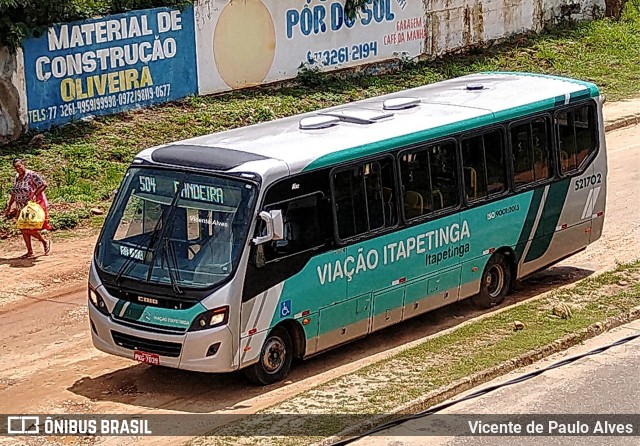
262 336 286 374
486 264 505 298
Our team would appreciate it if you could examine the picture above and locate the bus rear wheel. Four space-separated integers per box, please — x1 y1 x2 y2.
472 253 511 309
244 326 293 386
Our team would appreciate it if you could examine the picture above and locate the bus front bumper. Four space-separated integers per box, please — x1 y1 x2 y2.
89 304 238 373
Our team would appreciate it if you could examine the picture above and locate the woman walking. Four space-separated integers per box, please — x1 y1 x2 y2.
4 158 52 258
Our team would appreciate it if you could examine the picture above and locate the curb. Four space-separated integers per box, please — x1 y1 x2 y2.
605 114 640 132
315 305 640 446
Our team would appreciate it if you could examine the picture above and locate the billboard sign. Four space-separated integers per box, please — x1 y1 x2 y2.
195 0 425 94
22 6 198 130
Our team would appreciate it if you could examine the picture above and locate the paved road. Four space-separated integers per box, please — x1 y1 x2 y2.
352 321 640 446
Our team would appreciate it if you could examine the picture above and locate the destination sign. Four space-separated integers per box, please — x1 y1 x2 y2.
173 181 224 204
135 173 242 207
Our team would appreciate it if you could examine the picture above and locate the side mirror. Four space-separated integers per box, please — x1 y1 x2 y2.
252 210 284 245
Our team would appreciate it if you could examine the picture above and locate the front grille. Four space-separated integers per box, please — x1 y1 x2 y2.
111 331 183 358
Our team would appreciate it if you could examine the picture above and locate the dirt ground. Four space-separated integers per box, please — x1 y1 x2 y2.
0 124 639 446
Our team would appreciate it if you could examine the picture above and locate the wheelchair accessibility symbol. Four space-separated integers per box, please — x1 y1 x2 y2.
280 300 292 318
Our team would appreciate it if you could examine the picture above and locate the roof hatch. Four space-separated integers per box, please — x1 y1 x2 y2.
299 115 340 130
382 97 420 110
319 107 394 124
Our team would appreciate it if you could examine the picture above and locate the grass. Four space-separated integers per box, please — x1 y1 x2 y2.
2 3 640 238
187 260 640 445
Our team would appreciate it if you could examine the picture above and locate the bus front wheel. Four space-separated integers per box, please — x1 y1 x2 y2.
472 253 511 309
244 326 293 385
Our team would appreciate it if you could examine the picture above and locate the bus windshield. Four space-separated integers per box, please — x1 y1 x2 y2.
95 167 257 290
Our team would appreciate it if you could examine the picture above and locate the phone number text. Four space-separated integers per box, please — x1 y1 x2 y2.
306 41 379 67
28 84 172 124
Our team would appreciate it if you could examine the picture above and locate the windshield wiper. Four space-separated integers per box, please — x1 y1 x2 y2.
144 179 185 291
115 208 165 286
145 215 183 296
161 237 183 295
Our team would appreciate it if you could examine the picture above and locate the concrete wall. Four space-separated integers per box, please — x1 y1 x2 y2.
424 0 601 57
0 47 27 143
0 0 604 140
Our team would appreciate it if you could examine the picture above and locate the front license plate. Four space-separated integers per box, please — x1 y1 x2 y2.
134 350 160 365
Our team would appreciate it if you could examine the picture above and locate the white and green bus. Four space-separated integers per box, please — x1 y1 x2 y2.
89 72 606 384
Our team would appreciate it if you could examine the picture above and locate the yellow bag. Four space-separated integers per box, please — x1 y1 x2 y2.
17 201 46 230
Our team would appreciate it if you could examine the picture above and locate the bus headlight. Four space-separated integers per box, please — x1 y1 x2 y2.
189 306 229 331
88 286 109 316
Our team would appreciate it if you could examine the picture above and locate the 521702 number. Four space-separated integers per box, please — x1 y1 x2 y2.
575 173 602 191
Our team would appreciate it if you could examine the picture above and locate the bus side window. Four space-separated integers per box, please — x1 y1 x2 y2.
399 141 458 220
511 124 533 186
379 158 397 225
531 118 552 181
333 158 396 240
462 135 487 200
484 131 507 195
556 104 597 174
462 130 506 201
511 117 552 188
400 151 432 219
262 194 326 262
429 143 459 209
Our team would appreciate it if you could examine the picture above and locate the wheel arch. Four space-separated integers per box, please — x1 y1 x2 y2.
496 246 517 292
274 319 306 359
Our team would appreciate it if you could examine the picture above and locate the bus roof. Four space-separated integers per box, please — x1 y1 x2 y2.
138 72 599 176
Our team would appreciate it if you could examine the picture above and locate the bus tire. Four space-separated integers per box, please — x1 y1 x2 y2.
243 326 293 386
472 253 511 309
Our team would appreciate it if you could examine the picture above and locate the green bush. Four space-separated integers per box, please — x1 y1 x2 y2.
48 207 90 230
622 0 640 21
0 0 191 51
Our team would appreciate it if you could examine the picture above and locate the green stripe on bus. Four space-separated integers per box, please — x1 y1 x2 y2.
112 299 207 329
122 302 146 320
269 192 538 338
524 179 571 262
482 72 600 97
570 90 591 103
514 187 545 262
113 300 125 316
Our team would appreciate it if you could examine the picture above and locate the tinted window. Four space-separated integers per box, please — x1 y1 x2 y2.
462 130 507 200
556 104 597 173
261 194 329 262
244 172 333 300
259 171 332 262
399 141 459 220
511 117 552 187
333 158 397 240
